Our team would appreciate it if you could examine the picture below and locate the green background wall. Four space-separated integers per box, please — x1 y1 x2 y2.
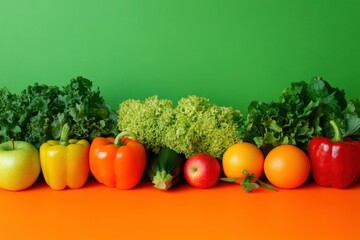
1 0 359 113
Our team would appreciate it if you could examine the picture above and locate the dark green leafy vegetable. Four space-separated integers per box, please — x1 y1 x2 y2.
0 88 22 139
0 77 118 148
18 83 65 146
343 98 360 139
239 76 360 154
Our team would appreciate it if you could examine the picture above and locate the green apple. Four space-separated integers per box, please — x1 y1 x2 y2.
0 140 40 191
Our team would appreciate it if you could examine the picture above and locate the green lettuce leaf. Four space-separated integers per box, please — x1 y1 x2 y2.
240 76 359 154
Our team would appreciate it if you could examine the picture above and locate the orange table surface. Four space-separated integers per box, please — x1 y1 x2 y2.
1 177 359 240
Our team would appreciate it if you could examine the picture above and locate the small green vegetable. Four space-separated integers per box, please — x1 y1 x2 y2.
146 147 185 190
221 169 277 193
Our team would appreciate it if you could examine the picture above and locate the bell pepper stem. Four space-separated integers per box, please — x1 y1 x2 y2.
11 139 15 150
330 120 343 142
114 131 137 147
60 123 70 146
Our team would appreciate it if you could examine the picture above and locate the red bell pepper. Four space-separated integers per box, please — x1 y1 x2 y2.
308 120 360 188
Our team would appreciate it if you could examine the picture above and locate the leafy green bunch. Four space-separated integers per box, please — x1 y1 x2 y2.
0 77 118 148
118 96 173 154
118 95 242 159
164 96 242 158
240 76 360 154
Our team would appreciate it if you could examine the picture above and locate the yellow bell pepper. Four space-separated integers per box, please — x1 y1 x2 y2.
40 123 90 190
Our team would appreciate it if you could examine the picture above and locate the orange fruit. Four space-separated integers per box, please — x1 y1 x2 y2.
264 144 310 189
222 142 264 180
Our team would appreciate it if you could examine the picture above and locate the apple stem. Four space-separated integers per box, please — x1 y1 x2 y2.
11 139 15 150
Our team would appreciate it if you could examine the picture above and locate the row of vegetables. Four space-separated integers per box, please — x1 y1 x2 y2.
0 76 359 192
1 119 358 192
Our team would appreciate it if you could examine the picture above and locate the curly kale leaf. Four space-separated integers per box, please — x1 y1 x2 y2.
17 83 64 147
0 88 22 142
0 77 117 148
58 77 118 141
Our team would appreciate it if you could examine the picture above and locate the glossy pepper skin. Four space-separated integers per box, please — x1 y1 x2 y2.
89 131 146 190
40 124 90 190
308 120 360 189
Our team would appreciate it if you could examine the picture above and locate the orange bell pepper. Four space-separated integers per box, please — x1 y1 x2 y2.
89 131 146 189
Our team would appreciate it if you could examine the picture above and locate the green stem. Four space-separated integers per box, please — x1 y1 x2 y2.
60 123 70 146
114 131 137 147
330 120 343 142
220 169 277 192
11 139 15 150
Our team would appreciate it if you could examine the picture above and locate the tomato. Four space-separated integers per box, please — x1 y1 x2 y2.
222 142 264 180
264 144 310 189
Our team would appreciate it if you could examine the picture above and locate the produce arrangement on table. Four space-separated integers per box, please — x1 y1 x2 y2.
0 76 359 192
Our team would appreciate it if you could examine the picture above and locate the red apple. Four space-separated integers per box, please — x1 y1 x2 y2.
184 153 220 188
